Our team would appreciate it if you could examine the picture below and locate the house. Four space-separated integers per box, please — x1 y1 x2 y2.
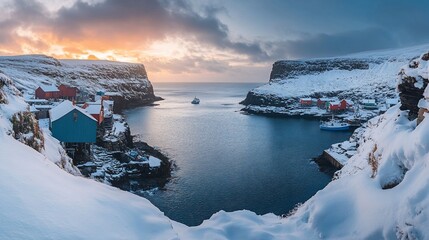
58 84 78 100
35 85 60 99
317 98 331 109
49 100 97 143
82 100 104 124
300 98 313 107
362 99 377 109
329 100 351 112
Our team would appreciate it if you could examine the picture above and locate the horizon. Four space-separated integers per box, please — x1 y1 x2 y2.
1 0 429 82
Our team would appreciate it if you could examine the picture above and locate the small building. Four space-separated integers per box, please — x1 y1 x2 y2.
329 100 351 112
300 98 313 107
49 100 97 143
25 98 49 105
82 101 104 124
33 104 54 119
35 85 60 99
317 98 331 109
362 99 377 109
59 84 78 100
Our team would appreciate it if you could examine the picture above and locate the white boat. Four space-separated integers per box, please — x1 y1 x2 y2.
191 97 200 104
320 116 350 131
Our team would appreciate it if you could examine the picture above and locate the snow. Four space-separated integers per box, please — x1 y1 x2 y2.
0 75 179 239
84 104 102 115
25 98 48 103
246 44 429 120
0 55 152 101
418 99 429 109
29 105 38 112
113 119 127 136
386 98 399 105
3 47 429 239
39 84 59 92
0 135 178 240
362 99 376 104
148 156 161 168
50 100 97 122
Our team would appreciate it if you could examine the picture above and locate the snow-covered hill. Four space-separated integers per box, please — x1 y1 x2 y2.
0 55 159 108
241 44 429 119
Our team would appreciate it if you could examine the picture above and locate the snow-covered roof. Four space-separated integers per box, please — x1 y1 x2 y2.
34 105 54 109
84 104 102 115
103 100 114 106
39 85 59 92
104 92 122 97
300 98 312 101
362 99 376 104
86 100 102 105
50 100 97 122
25 99 48 103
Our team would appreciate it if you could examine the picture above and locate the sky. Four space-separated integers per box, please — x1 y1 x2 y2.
0 0 429 82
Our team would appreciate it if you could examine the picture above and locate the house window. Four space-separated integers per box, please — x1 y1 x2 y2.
73 112 78 122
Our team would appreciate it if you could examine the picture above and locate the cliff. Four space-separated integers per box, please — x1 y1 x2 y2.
241 44 429 119
0 55 160 108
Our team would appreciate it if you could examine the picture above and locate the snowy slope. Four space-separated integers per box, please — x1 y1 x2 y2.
0 55 158 107
0 65 179 240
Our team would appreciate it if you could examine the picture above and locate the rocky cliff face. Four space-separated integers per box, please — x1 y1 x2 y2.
0 55 160 108
269 58 376 81
398 52 429 121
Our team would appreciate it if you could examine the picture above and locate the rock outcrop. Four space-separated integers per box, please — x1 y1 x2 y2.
398 52 429 121
269 58 374 81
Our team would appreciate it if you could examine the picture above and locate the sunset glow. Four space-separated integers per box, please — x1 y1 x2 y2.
1 0 429 82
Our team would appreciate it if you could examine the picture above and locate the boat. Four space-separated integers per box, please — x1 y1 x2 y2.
191 97 200 104
320 116 350 131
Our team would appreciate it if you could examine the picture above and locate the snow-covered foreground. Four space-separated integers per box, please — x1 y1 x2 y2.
2 49 429 239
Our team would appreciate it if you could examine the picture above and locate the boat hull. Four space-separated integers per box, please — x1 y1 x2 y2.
320 125 349 131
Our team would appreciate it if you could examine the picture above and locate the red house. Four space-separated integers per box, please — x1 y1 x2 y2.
82 101 104 124
59 84 78 100
317 98 330 109
300 98 313 106
35 85 60 99
329 100 352 111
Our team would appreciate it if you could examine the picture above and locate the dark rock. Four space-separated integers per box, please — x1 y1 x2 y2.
269 58 376 81
422 52 429 61
398 76 427 120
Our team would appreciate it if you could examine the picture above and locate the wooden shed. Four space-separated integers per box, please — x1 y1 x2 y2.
58 84 78 100
35 85 60 99
49 100 97 143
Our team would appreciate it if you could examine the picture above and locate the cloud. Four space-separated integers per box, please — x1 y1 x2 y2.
47 0 268 60
0 0 428 81
267 28 399 59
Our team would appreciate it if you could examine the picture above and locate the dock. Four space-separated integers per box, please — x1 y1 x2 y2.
322 150 344 169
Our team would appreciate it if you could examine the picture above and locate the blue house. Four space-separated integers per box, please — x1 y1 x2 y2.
49 100 97 143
